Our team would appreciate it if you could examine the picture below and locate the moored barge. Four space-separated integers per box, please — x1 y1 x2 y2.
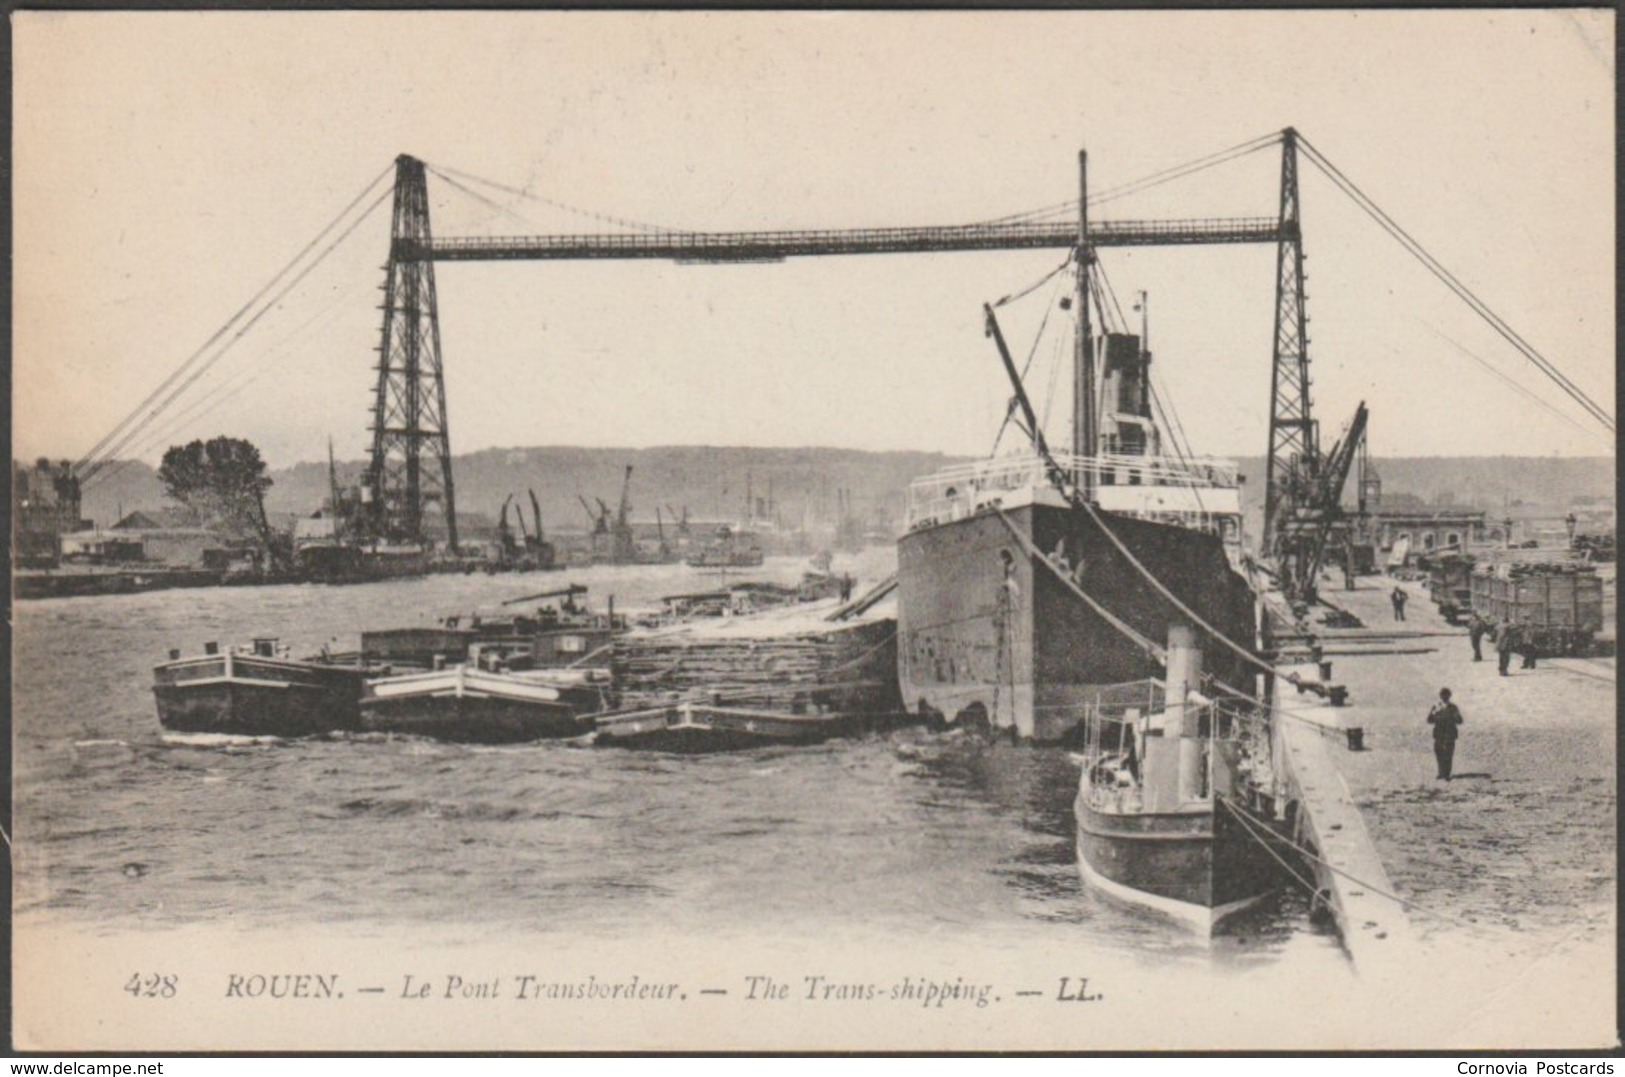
152 639 367 737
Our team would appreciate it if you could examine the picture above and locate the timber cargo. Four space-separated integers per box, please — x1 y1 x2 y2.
1469 560 1603 656
612 592 900 718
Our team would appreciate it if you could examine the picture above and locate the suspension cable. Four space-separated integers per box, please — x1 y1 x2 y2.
1419 324 1604 443
1090 130 1284 209
98 275 372 480
75 163 394 477
1295 135 1613 433
427 166 543 231
967 130 1284 227
428 161 681 235
82 185 392 485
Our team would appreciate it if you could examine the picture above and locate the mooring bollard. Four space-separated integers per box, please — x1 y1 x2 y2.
1318 659 1334 681
1346 726 1364 751
1328 684 1350 707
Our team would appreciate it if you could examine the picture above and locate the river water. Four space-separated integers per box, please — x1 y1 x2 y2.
12 551 1615 1049
15 551 1318 951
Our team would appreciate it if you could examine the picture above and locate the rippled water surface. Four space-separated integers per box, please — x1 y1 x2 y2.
14 554 1607 981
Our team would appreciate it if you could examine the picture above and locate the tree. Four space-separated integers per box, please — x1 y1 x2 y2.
158 437 279 562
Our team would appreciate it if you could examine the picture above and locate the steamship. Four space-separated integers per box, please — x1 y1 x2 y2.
896 284 1257 744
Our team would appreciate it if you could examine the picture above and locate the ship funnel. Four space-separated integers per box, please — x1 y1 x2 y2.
1166 623 1206 804
1166 623 1202 708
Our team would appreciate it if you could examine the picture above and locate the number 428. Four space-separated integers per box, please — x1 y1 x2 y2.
124 973 177 999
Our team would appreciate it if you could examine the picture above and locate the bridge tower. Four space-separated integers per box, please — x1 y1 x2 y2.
1262 127 1315 556
365 154 458 550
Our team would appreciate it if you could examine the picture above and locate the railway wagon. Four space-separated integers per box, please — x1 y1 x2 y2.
1470 561 1604 657
1425 554 1474 623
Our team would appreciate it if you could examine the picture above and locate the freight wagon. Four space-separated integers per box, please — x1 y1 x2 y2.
1424 553 1474 623
1469 561 1604 657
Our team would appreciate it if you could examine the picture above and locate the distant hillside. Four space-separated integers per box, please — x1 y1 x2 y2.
80 447 963 535
76 450 1613 535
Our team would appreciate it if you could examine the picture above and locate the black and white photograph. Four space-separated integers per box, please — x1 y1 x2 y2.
10 10 1616 1052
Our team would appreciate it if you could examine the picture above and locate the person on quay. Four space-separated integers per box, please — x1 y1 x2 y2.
1391 585 1409 622
1467 611 1487 662
1520 615 1539 670
1496 618 1518 676
1427 688 1465 781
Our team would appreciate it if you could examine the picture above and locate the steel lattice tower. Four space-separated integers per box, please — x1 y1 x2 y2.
366 154 458 550
1262 128 1315 553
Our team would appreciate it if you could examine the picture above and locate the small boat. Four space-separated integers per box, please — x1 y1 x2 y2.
152 638 367 737
363 584 623 671
1071 625 1284 930
594 701 845 752
359 663 609 743
685 525 764 568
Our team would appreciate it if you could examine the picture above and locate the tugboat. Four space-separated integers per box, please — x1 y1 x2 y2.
151 638 367 737
1071 625 1284 929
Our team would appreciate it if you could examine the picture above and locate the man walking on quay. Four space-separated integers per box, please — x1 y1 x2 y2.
1520 615 1539 670
1468 612 1487 662
1427 688 1465 781
1391 585 1408 622
1497 618 1518 676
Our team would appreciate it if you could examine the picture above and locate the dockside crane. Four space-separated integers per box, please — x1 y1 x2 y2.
497 494 517 561
613 465 636 563
1269 401 1369 603
528 489 545 550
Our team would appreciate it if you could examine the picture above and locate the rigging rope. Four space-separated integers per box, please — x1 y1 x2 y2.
993 507 1166 661
82 185 393 486
1220 796 1494 934
1295 135 1614 434
1213 794 1326 903
991 261 1072 455
991 253 1074 309
75 163 395 478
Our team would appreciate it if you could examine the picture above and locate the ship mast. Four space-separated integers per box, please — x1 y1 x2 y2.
1073 149 1096 501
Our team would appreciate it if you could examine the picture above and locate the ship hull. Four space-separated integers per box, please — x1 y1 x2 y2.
897 500 1255 742
359 694 591 743
152 654 366 737
359 667 602 743
1073 796 1279 929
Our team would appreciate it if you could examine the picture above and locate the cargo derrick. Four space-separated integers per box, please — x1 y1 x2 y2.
1271 402 1369 605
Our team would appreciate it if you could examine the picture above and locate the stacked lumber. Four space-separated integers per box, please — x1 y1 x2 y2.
612 615 901 715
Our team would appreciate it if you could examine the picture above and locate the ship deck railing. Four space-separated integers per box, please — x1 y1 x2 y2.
905 451 1240 532
1076 694 1270 813
910 451 1235 526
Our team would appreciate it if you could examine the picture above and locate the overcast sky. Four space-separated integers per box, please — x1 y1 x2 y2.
13 10 1615 470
